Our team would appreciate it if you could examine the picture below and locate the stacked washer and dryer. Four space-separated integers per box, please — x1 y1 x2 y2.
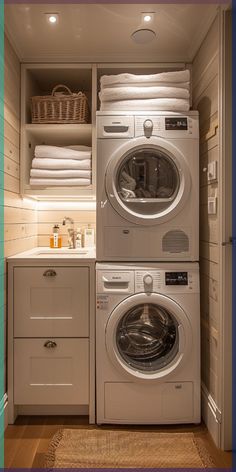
96 111 200 425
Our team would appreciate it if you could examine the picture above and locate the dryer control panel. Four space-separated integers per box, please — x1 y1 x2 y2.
135 115 199 138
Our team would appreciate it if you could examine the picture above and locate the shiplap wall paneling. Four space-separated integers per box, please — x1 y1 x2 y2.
37 209 96 247
192 14 220 445
4 36 38 394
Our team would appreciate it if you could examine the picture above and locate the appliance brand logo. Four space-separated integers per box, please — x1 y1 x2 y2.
112 276 122 280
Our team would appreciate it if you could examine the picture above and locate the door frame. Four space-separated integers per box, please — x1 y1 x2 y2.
219 6 232 451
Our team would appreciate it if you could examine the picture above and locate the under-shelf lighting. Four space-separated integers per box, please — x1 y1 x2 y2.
37 201 96 211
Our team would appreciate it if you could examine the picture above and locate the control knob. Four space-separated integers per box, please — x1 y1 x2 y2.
143 274 153 286
144 119 153 130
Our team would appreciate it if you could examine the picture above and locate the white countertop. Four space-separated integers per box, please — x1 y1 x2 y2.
7 246 96 262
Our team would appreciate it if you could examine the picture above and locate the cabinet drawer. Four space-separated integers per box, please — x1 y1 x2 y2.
14 338 89 405
14 267 89 337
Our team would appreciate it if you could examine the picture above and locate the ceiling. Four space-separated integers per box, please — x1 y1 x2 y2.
4 3 226 63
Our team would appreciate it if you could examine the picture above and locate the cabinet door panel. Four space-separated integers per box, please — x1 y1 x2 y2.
14 267 89 337
14 338 89 405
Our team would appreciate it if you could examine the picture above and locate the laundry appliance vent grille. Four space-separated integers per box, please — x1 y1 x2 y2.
162 230 189 253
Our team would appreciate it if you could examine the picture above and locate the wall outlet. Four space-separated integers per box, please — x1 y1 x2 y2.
208 196 217 214
207 161 217 181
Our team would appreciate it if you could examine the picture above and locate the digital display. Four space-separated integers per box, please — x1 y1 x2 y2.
165 118 188 130
165 272 188 285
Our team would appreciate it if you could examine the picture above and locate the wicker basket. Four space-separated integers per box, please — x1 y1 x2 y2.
31 84 90 124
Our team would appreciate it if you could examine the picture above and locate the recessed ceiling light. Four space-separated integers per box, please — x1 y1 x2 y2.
142 12 155 24
49 16 57 23
45 13 59 24
131 29 156 44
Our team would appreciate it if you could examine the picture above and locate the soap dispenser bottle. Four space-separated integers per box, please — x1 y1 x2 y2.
50 224 62 248
75 228 82 248
83 224 95 247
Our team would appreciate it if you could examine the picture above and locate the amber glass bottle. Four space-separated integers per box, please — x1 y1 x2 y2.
50 224 62 248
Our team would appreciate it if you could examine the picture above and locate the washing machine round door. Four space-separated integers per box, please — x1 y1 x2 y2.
105 292 192 381
105 137 191 225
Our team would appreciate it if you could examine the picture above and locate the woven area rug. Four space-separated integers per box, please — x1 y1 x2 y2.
44 429 215 468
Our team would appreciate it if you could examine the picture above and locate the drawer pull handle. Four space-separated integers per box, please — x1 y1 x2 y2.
43 269 57 277
44 340 57 349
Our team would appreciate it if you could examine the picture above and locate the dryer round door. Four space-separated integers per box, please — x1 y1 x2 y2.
105 292 192 381
105 137 191 225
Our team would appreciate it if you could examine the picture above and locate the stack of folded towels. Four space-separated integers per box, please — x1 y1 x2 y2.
30 145 92 186
99 69 190 112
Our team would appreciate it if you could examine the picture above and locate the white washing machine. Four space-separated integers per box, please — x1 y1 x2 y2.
96 111 199 261
96 262 200 424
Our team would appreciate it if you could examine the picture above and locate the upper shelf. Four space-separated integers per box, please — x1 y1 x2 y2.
24 124 92 146
22 63 93 126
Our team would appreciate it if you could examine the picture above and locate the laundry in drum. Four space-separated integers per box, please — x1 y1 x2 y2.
118 150 178 201
116 303 178 371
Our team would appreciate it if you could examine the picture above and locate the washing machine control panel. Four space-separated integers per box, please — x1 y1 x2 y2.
136 271 161 292
135 270 198 292
165 117 188 130
165 271 188 285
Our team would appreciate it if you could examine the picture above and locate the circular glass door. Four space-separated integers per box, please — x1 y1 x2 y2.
116 303 178 372
106 138 191 225
105 292 192 381
117 149 179 216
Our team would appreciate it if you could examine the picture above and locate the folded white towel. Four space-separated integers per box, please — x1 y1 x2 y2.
100 70 190 88
30 169 91 179
99 86 190 102
67 145 92 151
30 178 91 187
35 145 92 160
100 98 190 112
101 81 190 90
32 158 91 170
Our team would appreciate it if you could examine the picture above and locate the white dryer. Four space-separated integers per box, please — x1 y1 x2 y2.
96 262 200 425
96 111 199 261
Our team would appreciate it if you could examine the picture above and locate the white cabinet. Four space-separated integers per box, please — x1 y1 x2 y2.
8 257 95 423
14 338 89 405
14 267 89 337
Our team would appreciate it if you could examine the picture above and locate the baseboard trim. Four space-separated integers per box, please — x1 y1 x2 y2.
0 394 8 431
201 382 221 447
4 394 8 430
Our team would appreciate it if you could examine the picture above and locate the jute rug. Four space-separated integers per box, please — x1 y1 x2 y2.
44 429 215 468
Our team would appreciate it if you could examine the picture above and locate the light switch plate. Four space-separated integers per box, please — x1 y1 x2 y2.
207 161 217 181
208 196 217 214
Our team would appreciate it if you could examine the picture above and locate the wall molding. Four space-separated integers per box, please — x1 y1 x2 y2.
201 382 221 447
4 394 8 430
0 394 8 431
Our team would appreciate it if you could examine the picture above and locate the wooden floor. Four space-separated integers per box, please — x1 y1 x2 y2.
5 416 232 468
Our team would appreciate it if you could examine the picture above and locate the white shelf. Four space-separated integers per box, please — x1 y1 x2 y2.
24 123 92 146
20 63 96 200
